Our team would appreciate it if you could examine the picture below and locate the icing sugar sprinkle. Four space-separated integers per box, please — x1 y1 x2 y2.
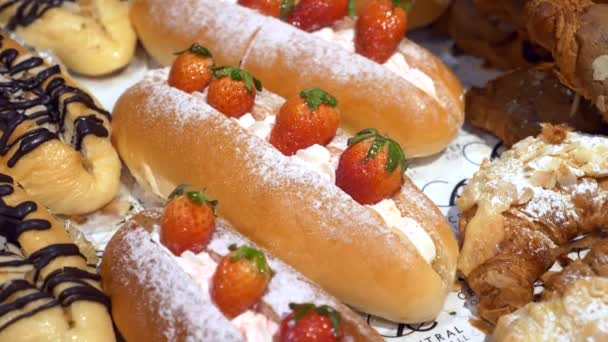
458 131 608 219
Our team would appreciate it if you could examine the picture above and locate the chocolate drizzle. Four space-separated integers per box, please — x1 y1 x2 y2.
0 174 110 332
0 33 110 168
0 176 49 245
0 0 74 30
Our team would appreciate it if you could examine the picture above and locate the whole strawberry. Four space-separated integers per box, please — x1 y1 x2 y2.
279 303 343 342
270 88 340 156
211 244 273 318
355 0 410 63
161 184 217 255
238 0 283 17
335 129 407 205
207 66 262 118
168 43 214 93
286 0 349 32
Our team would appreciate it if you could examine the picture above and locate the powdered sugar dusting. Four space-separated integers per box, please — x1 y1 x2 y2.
145 0 267 62
494 277 608 341
208 219 339 317
245 20 437 122
115 223 242 341
458 131 608 218
118 212 376 340
309 19 437 100
133 69 404 249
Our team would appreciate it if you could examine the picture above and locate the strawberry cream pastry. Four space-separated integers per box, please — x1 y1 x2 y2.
111 44 459 323
101 185 382 341
130 0 464 157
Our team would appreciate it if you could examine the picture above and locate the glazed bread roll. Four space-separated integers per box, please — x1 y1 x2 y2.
130 0 464 157
0 33 121 215
102 209 383 341
0 0 137 76
112 69 459 323
0 173 114 341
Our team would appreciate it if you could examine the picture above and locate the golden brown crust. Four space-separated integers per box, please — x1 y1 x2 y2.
101 210 383 341
111 71 458 323
440 0 550 70
101 217 220 342
466 64 608 147
457 128 608 323
494 238 608 341
130 0 464 157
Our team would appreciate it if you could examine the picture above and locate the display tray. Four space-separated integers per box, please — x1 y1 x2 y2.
73 30 502 342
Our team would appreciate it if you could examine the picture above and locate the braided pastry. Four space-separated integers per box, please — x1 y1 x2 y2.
0 172 114 341
0 0 136 76
0 33 120 215
457 124 608 324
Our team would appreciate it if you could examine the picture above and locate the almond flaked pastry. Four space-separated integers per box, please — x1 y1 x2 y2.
457 125 608 326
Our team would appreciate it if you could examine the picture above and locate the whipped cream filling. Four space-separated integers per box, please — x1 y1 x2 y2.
236 113 276 140
236 113 437 264
369 200 436 263
292 144 337 183
311 25 438 99
152 231 279 341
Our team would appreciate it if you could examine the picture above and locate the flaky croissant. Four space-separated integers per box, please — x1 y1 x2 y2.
458 124 608 324
493 239 608 341
473 0 608 116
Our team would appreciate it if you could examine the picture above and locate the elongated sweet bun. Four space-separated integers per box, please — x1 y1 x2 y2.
241 22 463 157
111 70 459 322
129 0 464 157
129 0 266 67
102 210 383 341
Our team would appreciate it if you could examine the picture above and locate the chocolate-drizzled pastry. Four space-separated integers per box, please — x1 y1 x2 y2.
0 173 114 341
0 33 120 215
0 0 136 76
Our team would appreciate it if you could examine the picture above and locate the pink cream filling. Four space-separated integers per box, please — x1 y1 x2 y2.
169 244 280 340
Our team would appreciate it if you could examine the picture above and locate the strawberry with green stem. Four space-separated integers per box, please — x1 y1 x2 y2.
168 43 215 93
279 303 344 342
270 87 340 156
286 0 349 32
355 0 412 63
161 184 218 256
207 66 263 118
211 244 273 318
335 128 407 205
